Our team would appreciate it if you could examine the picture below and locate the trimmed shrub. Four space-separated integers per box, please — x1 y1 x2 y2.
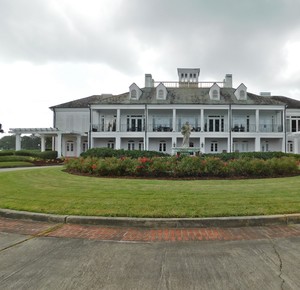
0 150 14 156
81 148 168 159
37 151 58 160
64 155 300 179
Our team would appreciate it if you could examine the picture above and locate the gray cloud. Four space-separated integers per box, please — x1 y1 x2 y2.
0 0 300 94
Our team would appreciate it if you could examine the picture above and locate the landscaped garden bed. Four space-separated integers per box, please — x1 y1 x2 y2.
64 149 300 179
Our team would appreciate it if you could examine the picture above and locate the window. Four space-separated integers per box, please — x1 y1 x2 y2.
138 140 144 151
127 115 144 132
82 142 88 152
210 142 218 152
66 141 74 152
159 140 167 152
240 90 246 99
128 140 135 150
288 141 293 153
261 141 269 152
291 117 300 132
158 89 164 99
131 89 137 99
207 116 224 132
107 140 115 149
212 90 219 99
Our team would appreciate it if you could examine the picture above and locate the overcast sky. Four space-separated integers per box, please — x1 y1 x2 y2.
1 0 300 135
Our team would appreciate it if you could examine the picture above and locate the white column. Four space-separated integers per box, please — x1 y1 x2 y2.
117 109 121 132
57 133 62 157
172 109 176 132
15 134 21 151
115 136 121 149
227 138 231 153
41 135 46 152
201 109 204 132
76 135 81 157
202 137 206 153
52 136 55 151
295 138 299 154
255 137 261 152
256 109 260 132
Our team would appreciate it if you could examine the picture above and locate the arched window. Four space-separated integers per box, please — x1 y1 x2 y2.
240 90 246 99
212 90 219 99
158 89 164 99
131 89 137 99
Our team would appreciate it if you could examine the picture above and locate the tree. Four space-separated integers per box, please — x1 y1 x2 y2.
0 135 15 150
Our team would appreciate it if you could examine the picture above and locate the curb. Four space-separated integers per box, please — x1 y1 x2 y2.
1 209 300 228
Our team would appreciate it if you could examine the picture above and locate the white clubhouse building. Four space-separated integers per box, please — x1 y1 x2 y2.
10 68 300 157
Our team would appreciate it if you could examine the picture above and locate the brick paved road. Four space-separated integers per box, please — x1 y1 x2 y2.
1 217 300 243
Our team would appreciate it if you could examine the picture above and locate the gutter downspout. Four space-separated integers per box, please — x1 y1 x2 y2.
144 104 148 151
284 105 287 153
229 104 232 153
89 105 92 150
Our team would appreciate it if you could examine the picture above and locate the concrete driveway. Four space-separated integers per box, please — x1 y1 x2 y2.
1 228 300 289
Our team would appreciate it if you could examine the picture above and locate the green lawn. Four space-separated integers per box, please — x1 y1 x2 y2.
0 161 34 168
0 167 299 218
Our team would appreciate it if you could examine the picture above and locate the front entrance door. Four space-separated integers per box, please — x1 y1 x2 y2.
66 141 75 157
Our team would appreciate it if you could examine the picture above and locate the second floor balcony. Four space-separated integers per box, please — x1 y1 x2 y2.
92 122 284 134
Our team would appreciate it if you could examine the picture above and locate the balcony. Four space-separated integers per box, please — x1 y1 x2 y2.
259 124 283 133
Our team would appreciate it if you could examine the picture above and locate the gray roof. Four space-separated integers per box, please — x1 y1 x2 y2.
51 87 289 109
270 96 300 109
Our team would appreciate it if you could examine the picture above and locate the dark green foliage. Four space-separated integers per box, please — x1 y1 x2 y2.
204 151 300 161
65 155 299 178
0 150 14 156
37 151 58 160
0 155 33 162
81 148 168 159
5 150 58 160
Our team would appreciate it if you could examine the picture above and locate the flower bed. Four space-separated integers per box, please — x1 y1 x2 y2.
64 155 300 179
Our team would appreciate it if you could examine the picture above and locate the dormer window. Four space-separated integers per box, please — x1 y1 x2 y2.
240 90 245 99
131 89 137 99
209 83 220 101
156 83 167 100
212 90 219 99
129 83 142 100
235 83 247 100
158 89 164 99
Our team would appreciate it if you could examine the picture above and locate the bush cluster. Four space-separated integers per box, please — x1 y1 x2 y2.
81 148 168 159
64 155 300 178
205 151 300 161
0 150 58 160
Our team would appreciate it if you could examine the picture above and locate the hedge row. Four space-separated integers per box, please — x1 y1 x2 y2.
81 148 168 159
65 156 300 178
0 150 58 160
205 151 300 161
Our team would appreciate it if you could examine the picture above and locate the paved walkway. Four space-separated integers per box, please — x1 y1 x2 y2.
1 217 300 243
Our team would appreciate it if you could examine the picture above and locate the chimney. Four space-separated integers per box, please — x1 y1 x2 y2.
224 74 232 88
145 74 154 88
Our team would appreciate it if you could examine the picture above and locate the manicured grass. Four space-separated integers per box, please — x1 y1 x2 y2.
0 161 34 168
0 167 300 218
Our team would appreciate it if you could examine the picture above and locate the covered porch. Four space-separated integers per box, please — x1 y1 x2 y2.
8 128 88 157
